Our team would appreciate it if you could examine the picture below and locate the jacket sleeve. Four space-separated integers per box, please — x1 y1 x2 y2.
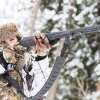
0 64 6 74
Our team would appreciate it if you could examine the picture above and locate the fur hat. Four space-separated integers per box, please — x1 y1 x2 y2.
0 23 21 45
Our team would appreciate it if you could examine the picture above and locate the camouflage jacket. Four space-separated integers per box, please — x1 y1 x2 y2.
0 47 23 100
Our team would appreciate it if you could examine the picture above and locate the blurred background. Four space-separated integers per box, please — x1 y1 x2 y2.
0 0 100 100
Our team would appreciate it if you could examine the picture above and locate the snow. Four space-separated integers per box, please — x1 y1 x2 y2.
43 9 55 20
70 68 78 78
74 3 97 22
63 0 69 4
75 49 83 57
83 91 100 100
94 51 100 63
49 3 58 10
92 64 100 80
67 58 84 69
76 0 83 4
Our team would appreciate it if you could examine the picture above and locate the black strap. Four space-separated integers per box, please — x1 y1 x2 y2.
35 55 47 61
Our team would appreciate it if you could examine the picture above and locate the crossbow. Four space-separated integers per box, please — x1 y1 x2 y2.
4 25 100 100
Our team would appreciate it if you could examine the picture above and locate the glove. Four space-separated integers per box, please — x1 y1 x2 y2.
33 33 51 56
7 63 16 71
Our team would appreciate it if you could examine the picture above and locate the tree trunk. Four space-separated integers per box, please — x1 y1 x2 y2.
17 0 42 35
26 0 41 34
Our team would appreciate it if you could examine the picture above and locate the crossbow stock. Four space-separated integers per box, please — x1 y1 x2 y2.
4 25 100 100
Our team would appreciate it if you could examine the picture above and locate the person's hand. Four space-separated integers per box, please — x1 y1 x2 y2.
34 33 51 56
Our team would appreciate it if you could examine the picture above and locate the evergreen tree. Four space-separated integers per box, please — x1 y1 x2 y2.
38 0 100 99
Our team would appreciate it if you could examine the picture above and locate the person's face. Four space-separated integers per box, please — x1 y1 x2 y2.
5 35 19 49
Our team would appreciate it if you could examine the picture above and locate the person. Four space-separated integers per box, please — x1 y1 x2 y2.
0 23 51 99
